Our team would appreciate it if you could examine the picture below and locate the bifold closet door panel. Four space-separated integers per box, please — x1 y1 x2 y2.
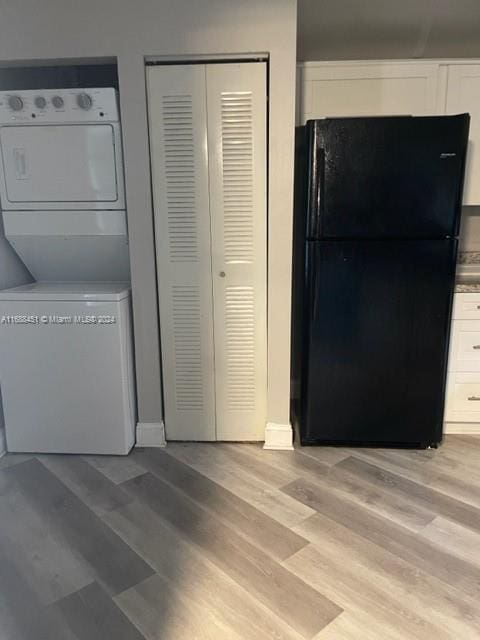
206 62 268 441
147 65 216 440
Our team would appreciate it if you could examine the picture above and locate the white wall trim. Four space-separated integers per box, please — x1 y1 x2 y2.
263 422 294 450
444 422 480 434
0 428 6 458
136 421 166 447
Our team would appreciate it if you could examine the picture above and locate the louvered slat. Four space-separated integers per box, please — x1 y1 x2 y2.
163 95 198 262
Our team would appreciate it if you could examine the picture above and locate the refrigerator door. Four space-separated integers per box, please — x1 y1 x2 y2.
306 115 469 239
301 239 456 446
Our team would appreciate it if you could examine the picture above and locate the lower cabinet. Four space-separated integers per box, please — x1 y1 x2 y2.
147 62 267 441
445 294 480 432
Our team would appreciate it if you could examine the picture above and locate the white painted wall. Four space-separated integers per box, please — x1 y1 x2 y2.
0 0 297 438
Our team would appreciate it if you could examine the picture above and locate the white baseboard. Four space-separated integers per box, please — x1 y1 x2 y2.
136 421 166 447
0 428 6 458
444 422 480 434
263 422 294 450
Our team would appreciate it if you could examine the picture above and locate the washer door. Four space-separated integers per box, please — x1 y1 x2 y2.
0 123 124 209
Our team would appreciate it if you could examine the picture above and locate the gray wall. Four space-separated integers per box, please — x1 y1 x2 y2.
0 0 297 431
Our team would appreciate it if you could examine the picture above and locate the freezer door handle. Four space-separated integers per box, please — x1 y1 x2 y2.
468 396 480 401
315 147 325 227
307 144 325 238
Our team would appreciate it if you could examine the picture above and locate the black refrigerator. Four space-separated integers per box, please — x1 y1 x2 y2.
293 115 470 448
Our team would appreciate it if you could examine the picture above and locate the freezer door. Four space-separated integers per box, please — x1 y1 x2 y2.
306 115 469 239
301 239 456 445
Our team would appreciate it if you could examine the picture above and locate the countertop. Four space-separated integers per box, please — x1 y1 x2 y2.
455 252 480 292
455 283 480 292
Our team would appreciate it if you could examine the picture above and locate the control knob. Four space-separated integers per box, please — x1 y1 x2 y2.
8 95 23 111
51 95 64 109
76 93 93 110
34 96 47 109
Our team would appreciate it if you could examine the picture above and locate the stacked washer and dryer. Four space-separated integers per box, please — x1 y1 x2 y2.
0 88 136 454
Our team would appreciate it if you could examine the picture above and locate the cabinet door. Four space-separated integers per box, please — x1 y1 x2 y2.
147 65 216 440
448 320 480 372
446 65 480 205
445 371 480 422
299 62 445 124
206 63 267 441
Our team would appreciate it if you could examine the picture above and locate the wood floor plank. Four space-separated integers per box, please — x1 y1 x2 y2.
320 463 436 532
132 448 308 561
50 581 145 640
243 445 331 480
0 453 33 470
116 573 244 640
293 513 480 639
335 455 480 533
216 443 300 486
295 446 351 467
166 442 315 528
83 453 147 485
39 454 134 516
0 476 94 605
343 448 439 485
3 458 154 595
282 477 480 598
419 516 480 568
0 543 78 640
285 544 462 640
313 611 405 640
106 500 304 640
121 471 342 639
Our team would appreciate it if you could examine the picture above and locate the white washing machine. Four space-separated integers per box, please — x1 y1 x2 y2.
0 283 135 454
0 88 136 454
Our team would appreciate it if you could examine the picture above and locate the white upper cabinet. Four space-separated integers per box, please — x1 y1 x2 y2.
298 62 445 123
446 65 480 205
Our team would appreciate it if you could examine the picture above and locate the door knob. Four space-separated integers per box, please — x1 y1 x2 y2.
219 271 226 278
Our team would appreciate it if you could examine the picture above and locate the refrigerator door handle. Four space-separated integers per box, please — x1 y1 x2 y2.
314 147 325 237
307 145 326 238
311 248 320 321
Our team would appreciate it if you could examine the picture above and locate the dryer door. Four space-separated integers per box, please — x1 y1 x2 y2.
0 123 124 209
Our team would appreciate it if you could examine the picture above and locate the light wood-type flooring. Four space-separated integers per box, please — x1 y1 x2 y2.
0 435 479 639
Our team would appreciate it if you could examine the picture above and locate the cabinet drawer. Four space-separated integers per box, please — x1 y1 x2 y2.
452 293 480 320
444 372 480 421
448 320 480 371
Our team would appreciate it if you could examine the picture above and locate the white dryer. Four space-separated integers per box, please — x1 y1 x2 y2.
0 88 136 454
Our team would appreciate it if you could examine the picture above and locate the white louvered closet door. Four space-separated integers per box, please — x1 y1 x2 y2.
206 63 267 440
147 65 216 440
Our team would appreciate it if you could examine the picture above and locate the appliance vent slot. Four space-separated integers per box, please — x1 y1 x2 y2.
172 285 203 410
225 286 255 410
163 95 198 263
221 91 254 264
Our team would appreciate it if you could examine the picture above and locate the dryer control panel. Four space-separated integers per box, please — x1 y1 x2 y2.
0 88 119 123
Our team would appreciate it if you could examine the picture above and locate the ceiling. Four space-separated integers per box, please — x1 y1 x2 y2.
297 0 480 61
